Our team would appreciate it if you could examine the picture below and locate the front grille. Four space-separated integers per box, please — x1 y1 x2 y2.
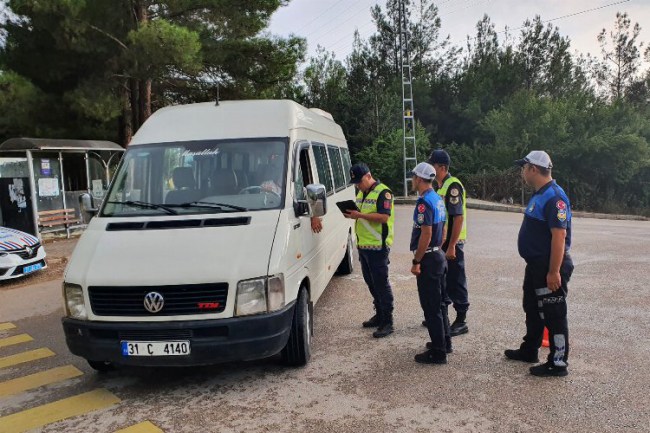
119 329 193 341
10 244 40 260
88 283 229 316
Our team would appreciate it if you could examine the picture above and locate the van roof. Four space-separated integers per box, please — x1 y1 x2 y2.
130 100 346 146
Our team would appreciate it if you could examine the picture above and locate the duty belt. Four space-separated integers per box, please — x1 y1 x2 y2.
412 247 440 254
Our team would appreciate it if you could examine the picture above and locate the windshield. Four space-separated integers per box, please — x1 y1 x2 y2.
102 139 287 217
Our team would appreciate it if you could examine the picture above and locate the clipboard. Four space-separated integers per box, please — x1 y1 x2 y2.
336 200 359 213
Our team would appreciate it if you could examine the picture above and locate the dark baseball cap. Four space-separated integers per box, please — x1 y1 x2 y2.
349 163 370 184
428 149 451 166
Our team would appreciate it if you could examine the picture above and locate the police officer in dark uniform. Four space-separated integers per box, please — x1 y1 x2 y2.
428 149 470 336
506 151 574 377
345 163 395 338
409 162 451 364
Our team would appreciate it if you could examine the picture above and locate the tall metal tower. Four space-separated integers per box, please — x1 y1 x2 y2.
398 0 417 197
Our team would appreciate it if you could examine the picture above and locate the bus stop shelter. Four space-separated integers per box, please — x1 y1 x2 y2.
0 138 124 238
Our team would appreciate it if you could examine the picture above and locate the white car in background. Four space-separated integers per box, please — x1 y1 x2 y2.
0 227 47 281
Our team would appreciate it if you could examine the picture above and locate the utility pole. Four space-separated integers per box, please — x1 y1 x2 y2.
398 0 417 196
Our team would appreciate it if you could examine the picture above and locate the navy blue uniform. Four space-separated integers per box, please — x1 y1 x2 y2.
439 176 469 315
518 180 574 367
411 189 450 354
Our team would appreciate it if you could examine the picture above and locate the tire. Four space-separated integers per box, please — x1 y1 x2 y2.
336 233 354 275
281 288 312 366
87 360 114 373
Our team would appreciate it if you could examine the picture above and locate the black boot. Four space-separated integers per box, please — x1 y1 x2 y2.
450 311 468 337
373 314 394 338
362 314 380 328
426 339 453 354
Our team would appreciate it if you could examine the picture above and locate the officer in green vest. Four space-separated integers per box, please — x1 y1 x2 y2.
428 149 470 336
344 163 395 338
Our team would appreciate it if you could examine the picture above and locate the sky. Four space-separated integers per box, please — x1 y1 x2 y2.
269 0 650 64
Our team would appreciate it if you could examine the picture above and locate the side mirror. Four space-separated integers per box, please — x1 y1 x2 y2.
79 193 98 223
305 183 327 218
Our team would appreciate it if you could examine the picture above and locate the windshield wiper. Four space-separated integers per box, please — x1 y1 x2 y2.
173 201 248 212
106 200 178 215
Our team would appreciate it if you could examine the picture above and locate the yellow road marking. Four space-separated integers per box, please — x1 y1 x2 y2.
0 348 55 369
0 365 83 397
0 323 16 331
0 388 121 433
0 334 33 349
115 421 164 433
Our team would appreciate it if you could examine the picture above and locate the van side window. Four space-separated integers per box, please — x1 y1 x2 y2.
295 147 313 200
340 148 352 185
312 143 334 195
327 145 346 191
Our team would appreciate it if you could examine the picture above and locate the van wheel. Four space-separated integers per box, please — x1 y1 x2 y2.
87 360 114 373
336 234 354 275
281 288 311 366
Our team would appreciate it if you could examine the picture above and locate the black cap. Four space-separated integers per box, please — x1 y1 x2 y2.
349 163 370 184
428 149 451 166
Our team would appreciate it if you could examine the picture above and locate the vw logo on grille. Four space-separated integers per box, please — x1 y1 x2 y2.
143 292 165 313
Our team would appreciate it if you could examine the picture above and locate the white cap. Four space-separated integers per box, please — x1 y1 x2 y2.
408 162 436 180
515 150 553 169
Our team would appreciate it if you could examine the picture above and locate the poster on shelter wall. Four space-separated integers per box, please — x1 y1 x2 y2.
38 177 60 197
40 159 51 176
8 178 27 209
92 179 104 199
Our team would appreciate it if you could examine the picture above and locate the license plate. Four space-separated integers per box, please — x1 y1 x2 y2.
23 263 43 274
121 341 191 357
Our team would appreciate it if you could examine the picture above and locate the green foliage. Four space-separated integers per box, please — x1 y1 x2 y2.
355 122 432 193
0 0 305 143
126 19 202 78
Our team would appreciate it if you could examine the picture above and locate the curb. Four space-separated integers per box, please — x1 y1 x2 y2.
393 198 648 222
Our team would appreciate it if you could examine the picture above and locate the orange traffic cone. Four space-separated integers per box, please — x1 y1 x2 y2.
542 327 550 348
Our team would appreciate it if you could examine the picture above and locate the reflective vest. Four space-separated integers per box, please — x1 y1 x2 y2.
355 183 394 249
437 176 467 241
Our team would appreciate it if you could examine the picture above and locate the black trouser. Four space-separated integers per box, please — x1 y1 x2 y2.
442 241 469 314
520 254 574 366
417 250 450 354
359 248 394 322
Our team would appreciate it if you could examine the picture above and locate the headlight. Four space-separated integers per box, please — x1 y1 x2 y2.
235 278 267 316
64 282 87 320
267 274 285 312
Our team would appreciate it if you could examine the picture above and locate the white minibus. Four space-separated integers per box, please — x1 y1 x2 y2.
62 100 355 370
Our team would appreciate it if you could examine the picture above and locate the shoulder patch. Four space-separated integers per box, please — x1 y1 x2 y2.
449 187 460 197
557 209 567 221
417 213 424 224
450 196 460 205
556 200 566 210
384 192 392 200
417 203 425 213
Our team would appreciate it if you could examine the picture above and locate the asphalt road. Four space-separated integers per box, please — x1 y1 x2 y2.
0 207 648 432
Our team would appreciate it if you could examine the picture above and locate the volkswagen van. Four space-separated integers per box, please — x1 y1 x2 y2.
62 100 355 370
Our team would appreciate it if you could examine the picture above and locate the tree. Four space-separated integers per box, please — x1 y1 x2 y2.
1 0 305 144
596 12 645 100
356 122 431 192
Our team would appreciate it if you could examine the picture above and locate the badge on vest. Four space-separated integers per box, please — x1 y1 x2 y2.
450 187 460 197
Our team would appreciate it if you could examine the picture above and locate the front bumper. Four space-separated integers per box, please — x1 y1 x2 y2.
62 301 296 366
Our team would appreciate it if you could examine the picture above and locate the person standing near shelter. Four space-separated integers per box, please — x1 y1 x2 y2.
344 163 395 338
409 162 451 364
428 149 470 336
506 150 574 377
